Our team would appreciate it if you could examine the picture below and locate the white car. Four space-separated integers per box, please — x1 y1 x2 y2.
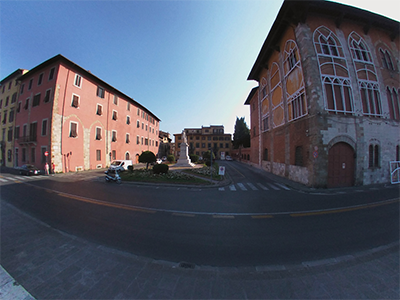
109 160 132 172
225 156 233 161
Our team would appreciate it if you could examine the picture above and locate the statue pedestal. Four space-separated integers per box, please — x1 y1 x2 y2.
175 142 195 167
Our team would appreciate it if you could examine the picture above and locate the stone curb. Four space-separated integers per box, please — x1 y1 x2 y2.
0 266 35 300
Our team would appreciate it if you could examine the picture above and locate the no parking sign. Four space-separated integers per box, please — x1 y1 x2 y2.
219 166 226 176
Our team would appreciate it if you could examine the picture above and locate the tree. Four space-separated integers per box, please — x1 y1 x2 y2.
139 151 156 169
233 117 250 149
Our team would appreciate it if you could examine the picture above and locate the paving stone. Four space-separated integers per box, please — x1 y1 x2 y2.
173 275 196 299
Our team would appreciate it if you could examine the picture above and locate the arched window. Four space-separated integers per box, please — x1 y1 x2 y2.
379 48 395 71
284 40 307 121
369 144 380 168
125 152 130 160
260 77 269 132
270 63 284 128
313 26 354 115
348 32 382 118
386 87 400 120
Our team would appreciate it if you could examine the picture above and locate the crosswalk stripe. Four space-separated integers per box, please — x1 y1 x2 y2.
14 176 28 180
257 183 269 190
247 183 258 191
229 185 237 191
237 183 247 191
273 182 290 190
267 183 280 190
0 178 9 182
218 187 225 191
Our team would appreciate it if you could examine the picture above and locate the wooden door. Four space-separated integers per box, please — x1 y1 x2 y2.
328 142 355 188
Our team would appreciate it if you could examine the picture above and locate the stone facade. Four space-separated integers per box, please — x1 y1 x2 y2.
245 0 399 188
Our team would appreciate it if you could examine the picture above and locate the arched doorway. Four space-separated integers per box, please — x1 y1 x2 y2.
328 142 355 188
135 154 139 164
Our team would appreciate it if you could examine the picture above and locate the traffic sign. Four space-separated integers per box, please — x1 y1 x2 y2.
44 151 49 156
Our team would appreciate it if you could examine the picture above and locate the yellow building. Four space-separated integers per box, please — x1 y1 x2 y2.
0 69 28 167
174 125 232 160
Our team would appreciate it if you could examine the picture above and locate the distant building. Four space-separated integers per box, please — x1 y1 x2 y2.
158 130 172 158
173 125 232 159
245 0 399 188
10 54 160 172
0 69 28 167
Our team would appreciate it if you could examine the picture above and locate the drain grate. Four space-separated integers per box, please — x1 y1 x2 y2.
178 261 196 269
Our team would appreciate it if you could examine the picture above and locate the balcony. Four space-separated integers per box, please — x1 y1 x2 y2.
17 135 37 145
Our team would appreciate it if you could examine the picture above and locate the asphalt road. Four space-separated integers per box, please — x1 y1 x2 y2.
1 161 399 267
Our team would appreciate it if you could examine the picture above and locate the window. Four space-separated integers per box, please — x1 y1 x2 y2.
126 134 130 144
38 73 44 86
44 89 51 103
31 148 36 163
349 39 371 62
20 84 25 94
29 122 37 141
28 79 33 90
24 98 29 110
112 110 117 120
97 86 105 98
202 143 205 148
69 122 78 138
2 111 7 124
141 137 144 145
9 110 14 123
137 136 140 144
125 152 130 160
5 96 9 107
41 119 48 136
32 94 40 107
396 145 400 161
113 95 118 105
8 82 11 90
314 27 354 115
112 150 116 160
95 127 102 140
96 104 103 116
379 49 395 71
126 116 130 125
11 92 17 103
71 94 79 108
295 146 303 166
22 148 26 162
359 82 382 117
14 126 20 139
112 131 117 142
369 144 379 168
7 149 12 162
137 120 140 128
142 123 144 129
16 102 21 113
386 87 400 120
127 102 130 111
137 108 140 116
262 116 269 132
7 127 13 142
96 150 101 161
74 74 82 87
145 138 148 146
49 67 55 80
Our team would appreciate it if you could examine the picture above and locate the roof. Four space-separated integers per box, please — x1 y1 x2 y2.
18 54 160 122
0 69 28 85
248 0 400 81
244 86 259 105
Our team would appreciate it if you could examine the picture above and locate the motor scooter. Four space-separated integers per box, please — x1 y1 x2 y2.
105 169 122 184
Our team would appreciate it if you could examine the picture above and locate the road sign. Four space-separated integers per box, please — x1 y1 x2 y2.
219 166 225 176
44 151 49 156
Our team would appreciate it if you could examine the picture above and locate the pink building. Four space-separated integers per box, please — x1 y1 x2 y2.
14 54 160 173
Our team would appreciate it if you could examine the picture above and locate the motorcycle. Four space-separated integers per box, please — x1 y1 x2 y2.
105 169 122 184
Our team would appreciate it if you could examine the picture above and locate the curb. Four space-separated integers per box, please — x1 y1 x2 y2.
0 266 35 300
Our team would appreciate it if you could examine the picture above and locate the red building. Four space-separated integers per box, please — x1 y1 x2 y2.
14 54 160 173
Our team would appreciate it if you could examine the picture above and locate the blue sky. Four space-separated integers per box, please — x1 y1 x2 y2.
1 0 398 140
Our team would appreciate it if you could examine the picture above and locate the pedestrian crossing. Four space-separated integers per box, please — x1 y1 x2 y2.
218 182 290 192
0 175 49 184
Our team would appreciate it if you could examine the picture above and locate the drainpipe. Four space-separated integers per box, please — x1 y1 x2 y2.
61 69 70 172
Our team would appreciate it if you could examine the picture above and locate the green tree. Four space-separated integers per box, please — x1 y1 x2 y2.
233 117 250 149
139 151 156 169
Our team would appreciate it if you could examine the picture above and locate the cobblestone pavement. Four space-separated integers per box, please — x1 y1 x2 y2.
1 200 399 299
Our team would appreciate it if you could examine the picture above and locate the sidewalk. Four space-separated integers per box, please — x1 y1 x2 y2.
1 200 399 299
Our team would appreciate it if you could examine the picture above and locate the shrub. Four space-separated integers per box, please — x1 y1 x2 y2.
127 165 134 172
189 154 199 163
167 154 175 163
153 164 169 174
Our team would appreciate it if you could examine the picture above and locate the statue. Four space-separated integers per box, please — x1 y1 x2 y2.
175 130 195 167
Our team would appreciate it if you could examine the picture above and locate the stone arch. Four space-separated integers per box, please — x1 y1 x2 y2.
327 135 356 152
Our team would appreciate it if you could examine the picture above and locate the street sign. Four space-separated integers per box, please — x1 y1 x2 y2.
219 166 225 176
44 151 49 156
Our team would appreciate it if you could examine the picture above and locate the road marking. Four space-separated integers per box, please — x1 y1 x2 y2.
0 178 8 182
267 183 280 190
172 213 195 217
247 183 258 191
212 215 235 219
257 183 269 190
14 176 27 180
237 183 247 191
218 187 225 191
229 185 236 191
273 183 290 190
251 215 273 219
227 164 245 178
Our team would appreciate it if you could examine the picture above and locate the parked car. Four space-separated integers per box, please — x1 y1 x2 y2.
19 164 42 176
225 156 233 161
156 158 162 164
161 156 167 161
109 160 132 172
